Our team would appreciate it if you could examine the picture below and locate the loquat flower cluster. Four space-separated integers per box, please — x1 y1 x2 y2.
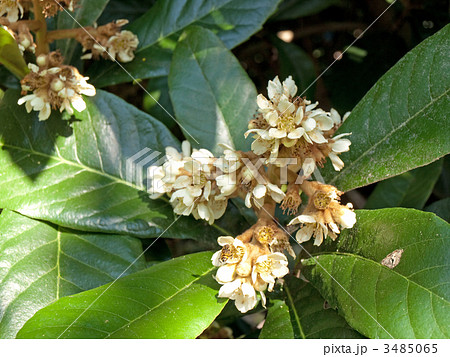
150 76 357 312
1 0 139 120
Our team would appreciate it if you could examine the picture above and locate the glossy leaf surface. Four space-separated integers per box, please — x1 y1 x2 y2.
169 26 255 154
302 209 450 338
0 210 145 338
323 25 450 191
17 252 225 338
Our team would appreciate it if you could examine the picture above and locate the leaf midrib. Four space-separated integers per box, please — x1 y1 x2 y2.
330 87 449 187
0 142 142 193
184 36 234 149
284 281 306 339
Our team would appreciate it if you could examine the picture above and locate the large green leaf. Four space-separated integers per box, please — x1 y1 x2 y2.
56 0 110 64
17 252 225 338
323 25 450 191
0 27 29 79
90 0 280 87
0 89 225 239
302 209 450 338
0 209 145 338
169 26 255 154
365 159 443 209
259 277 363 339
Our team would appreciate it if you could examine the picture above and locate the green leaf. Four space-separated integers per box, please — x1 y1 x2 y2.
0 27 29 79
323 24 450 191
302 208 450 338
90 0 279 87
272 0 340 21
0 89 224 239
0 209 145 338
365 159 443 209
271 36 316 98
169 26 255 154
97 0 156 24
426 198 450 222
259 277 363 339
143 76 176 130
56 0 110 64
193 0 281 49
17 252 226 338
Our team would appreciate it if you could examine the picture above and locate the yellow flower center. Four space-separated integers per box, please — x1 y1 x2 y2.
219 244 244 263
255 259 272 274
255 226 274 244
277 114 296 132
313 192 331 210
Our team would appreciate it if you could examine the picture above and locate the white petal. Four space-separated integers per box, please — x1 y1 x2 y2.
308 130 327 144
267 183 285 202
329 152 344 171
269 128 286 139
315 114 334 131
289 214 316 225
218 279 241 296
339 209 356 228
295 107 304 124
211 250 223 267
197 203 211 221
181 140 191 157
253 184 267 199
302 158 316 177
217 236 235 246
287 127 305 139
251 139 270 155
38 104 51 121
277 98 295 114
266 111 279 127
332 139 351 153
305 102 318 111
257 94 271 110
72 96 87 112
302 118 316 131
245 192 252 208
260 291 267 308
283 76 297 97
296 225 314 243
330 108 341 125
268 76 282 100
216 265 236 284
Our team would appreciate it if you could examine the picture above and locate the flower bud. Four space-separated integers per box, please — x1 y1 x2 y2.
36 55 47 67
51 78 64 92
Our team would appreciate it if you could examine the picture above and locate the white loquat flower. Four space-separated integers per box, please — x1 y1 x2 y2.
251 252 289 292
244 182 285 209
106 30 139 63
18 60 96 120
218 277 258 313
288 186 356 245
0 0 23 22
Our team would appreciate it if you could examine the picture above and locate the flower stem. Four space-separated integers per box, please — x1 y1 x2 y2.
47 27 96 42
0 19 41 31
32 0 49 55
